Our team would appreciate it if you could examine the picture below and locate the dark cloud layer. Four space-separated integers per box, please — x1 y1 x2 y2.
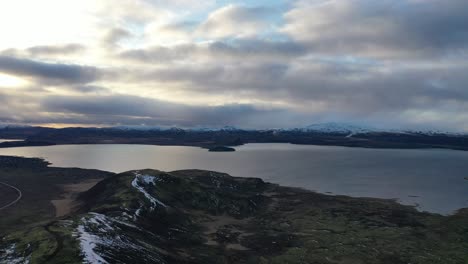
0 93 302 128
283 0 468 58
120 39 306 63
0 55 99 84
39 94 301 127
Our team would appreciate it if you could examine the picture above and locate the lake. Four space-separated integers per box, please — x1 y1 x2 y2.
0 143 466 215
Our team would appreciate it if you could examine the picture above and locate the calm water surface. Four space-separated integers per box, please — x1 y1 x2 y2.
0 143 467 214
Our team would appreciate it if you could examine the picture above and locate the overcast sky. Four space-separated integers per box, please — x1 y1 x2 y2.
0 0 467 131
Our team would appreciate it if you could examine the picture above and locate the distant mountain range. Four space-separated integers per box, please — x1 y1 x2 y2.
0 124 32 129
112 125 246 132
110 122 466 136
290 122 376 134
0 122 465 136
1 123 467 151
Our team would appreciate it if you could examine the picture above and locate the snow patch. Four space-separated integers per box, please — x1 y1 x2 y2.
301 122 375 134
0 243 30 264
75 213 164 263
76 214 110 264
131 173 167 209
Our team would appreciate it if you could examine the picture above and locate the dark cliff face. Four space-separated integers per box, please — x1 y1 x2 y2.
1 166 467 264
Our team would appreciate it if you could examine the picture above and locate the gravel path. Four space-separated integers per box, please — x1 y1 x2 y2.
0 181 22 211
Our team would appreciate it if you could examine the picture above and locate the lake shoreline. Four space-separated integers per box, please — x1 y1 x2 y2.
3 140 468 153
2 125 468 152
0 143 467 215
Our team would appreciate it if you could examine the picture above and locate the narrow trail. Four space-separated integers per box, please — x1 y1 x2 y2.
0 181 22 211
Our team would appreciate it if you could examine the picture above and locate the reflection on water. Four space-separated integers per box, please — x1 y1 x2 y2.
0 139 24 143
0 143 467 215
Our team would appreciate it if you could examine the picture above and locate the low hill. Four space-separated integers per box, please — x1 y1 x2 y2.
1 160 467 263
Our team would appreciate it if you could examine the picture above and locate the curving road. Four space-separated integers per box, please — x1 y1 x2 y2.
0 181 22 211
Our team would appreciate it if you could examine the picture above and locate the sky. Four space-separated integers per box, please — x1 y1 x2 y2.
0 0 467 131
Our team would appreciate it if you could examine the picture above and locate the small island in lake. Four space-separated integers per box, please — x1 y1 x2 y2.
208 145 236 152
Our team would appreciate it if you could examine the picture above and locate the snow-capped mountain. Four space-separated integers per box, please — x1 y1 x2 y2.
107 123 466 136
282 123 467 136
185 126 244 132
110 125 167 131
298 123 377 134
111 125 244 132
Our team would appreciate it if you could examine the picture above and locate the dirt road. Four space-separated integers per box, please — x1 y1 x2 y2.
0 181 22 211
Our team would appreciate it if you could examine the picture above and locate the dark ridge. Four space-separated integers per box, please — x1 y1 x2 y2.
0 155 50 168
0 141 56 148
2 126 468 151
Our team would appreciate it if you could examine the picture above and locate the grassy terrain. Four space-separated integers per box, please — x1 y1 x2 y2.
0 156 113 234
0 157 467 263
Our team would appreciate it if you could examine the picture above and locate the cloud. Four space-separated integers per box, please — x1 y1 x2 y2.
0 55 100 85
144 2 281 45
1 86 462 131
144 21 197 45
102 28 133 49
0 44 86 62
95 0 168 26
196 4 275 39
26 44 86 56
119 39 306 63
141 0 216 12
281 0 468 58
38 94 304 128
72 85 110 94
0 90 43 124
114 55 468 121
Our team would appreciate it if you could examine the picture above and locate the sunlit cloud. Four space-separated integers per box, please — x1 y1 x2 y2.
0 73 28 88
195 4 275 39
0 0 98 49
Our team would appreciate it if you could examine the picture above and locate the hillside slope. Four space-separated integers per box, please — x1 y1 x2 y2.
1 166 467 263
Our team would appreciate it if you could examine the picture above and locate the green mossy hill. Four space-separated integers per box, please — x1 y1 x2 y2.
2 168 468 264
80 169 267 217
